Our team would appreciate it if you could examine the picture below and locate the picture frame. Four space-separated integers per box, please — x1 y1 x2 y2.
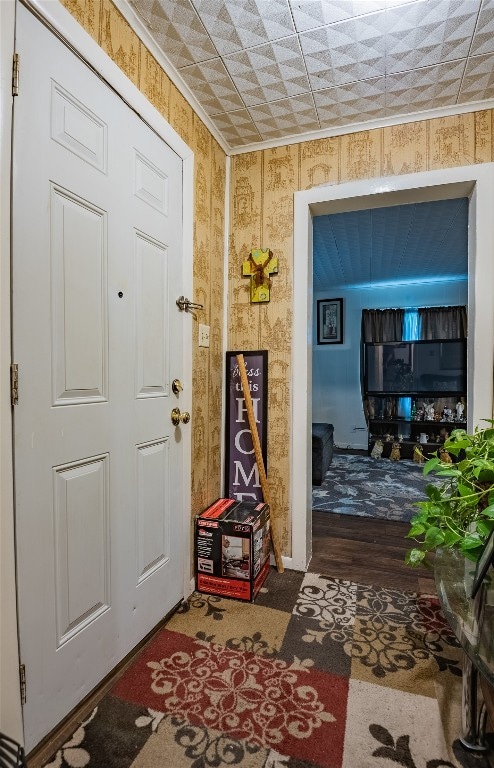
317 298 344 345
471 528 494 598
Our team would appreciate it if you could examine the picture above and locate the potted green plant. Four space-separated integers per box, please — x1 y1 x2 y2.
406 421 494 567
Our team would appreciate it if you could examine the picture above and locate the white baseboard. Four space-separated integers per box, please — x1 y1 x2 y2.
269 554 304 571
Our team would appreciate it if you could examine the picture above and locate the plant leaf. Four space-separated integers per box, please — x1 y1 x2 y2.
442 530 462 546
425 484 442 502
407 524 425 537
461 533 483 550
405 548 425 567
425 527 445 546
423 457 441 476
476 519 494 537
480 503 494 519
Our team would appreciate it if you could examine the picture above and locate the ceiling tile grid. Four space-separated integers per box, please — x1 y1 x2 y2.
128 0 490 149
311 199 469 293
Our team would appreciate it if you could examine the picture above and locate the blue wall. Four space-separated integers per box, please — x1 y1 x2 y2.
312 280 468 449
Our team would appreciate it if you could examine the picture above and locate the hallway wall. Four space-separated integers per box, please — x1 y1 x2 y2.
228 113 492 555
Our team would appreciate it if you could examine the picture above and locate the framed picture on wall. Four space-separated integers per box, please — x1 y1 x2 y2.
317 298 344 345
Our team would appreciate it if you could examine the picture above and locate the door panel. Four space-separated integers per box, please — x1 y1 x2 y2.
135 232 168 397
13 4 185 750
136 439 170 583
53 455 110 645
51 185 108 404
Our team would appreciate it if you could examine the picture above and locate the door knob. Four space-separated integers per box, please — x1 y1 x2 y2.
171 407 190 426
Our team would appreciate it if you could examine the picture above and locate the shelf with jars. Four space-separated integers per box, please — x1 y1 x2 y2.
365 395 466 461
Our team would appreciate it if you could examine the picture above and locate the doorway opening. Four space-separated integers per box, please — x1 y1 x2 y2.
311 198 468 524
291 164 494 572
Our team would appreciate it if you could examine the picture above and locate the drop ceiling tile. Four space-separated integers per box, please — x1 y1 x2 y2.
129 0 217 68
192 0 295 55
288 0 386 33
385 60 465 113
458 52 494 101
179 59 244 114
299 12 387 90
210 109 263 146
385 0 480 74
314 77 386 126
248 94 320 140
470 0 494 55
128 0 493 149
223 37 310 106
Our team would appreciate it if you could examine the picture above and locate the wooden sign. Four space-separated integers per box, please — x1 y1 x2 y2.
224 351 268 501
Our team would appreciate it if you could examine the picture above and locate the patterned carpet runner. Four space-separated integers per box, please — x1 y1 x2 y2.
312 454 436 522
41 569 487 768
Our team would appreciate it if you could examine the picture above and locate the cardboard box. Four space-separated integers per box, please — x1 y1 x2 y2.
195 498 271 602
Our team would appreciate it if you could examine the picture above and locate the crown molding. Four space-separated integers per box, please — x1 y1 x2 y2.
229 98 494 155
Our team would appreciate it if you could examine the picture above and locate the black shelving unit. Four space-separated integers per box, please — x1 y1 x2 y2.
367 413 466 459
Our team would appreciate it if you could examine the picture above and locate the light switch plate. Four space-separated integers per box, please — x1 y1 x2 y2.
198 324 210 347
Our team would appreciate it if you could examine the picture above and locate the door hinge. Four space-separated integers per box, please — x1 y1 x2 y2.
12 53 19 97
11 363 19 406
19 664 26 705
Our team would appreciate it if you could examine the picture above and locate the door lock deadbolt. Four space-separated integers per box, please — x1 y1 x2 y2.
172 379 183 395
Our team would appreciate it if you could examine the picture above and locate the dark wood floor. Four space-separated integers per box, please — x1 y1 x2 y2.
310 510 436 594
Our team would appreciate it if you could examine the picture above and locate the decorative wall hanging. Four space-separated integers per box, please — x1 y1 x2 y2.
224 350 268 502
317 298 344 344
242 248 278 303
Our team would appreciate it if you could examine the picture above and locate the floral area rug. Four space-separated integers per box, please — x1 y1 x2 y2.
42 569 488 768
312 453 437 522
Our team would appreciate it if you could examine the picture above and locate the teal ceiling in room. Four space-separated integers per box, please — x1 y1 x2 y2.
312 197 469 290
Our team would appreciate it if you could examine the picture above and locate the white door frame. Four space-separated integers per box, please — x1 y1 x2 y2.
291 164 494 571
1 0 194 740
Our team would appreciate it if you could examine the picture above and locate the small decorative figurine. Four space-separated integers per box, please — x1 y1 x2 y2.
440 448 453 463
390 442 401 461
425 402 435 421
456 401 465 421
413 444 425 463
442 407 453 421
371 439 384 459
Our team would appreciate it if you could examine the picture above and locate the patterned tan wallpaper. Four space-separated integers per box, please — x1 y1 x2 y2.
228 111 493 555
58 0 493 562
59 0 227 529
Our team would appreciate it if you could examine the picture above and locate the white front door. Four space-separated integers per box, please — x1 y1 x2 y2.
13 4 185 750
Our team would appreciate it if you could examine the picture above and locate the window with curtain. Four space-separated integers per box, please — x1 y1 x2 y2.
361 305 467 424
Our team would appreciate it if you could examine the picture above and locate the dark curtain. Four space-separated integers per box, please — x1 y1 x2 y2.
361 309 405 422
361 308 405 342
418 305 467 340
